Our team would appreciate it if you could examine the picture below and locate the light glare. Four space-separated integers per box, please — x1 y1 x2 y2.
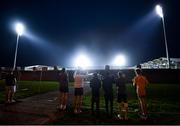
156 5 163 18
15 23 25 36
113 55 126 66
74 54 92 69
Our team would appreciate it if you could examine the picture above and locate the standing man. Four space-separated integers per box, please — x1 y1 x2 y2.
116 71 128 120
57 68 69 111
102 65 114 117
73 70 87 114
133 69 148 120
90 73 101 116
5 71 16 104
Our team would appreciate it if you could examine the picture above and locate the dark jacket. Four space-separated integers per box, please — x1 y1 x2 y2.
90 77 101 96
59 72 68 88
102 72 114 95
5 73 16 86
116 77 127 95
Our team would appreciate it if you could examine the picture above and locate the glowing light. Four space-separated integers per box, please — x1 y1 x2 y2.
15 22 25 36
156 5 163 18
113 54 126 66
74 54 92 69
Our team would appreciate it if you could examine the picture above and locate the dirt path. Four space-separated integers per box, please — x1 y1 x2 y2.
0 83 91 125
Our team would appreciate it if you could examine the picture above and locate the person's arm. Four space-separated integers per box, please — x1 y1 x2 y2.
66 73 69 83
73 71 77 78
132 77 136 87
83 71 89 79
14 77 17 84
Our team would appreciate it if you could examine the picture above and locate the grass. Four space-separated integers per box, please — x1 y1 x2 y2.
1 80 180 124
53 83 180 125
0 80 59 103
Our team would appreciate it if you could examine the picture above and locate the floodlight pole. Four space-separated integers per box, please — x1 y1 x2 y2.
161 16 170 69
13 34 20 71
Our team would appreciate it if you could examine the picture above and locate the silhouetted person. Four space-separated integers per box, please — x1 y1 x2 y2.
73 70 87 114
133 69 148 120
57 68 69 111
5 72 16 103
90 73 101 116
116 71 128 120
102 65 114 117
136 64 142 69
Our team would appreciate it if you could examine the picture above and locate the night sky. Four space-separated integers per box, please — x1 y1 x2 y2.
0 0 179 67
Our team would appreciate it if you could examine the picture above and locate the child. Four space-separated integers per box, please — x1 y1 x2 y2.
133 69 148 120
116 71 128 120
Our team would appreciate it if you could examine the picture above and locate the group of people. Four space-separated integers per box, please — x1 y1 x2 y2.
57 65 149 120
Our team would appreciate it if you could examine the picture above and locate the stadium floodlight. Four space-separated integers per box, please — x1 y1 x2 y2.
74 54 92 69
156 5 163 18
155 4 170 68
15 22 25 36
113 54 126 66
13 22 25 71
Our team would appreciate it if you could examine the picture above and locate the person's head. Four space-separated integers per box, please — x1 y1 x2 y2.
93 73 98 78
61 68 65 73
135 69 142 76
105 65 110 71
136 64 142 69
76 70 80 75
118 71 125 78
118 71 122 77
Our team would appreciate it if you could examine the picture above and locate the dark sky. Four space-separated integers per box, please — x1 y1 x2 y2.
0 0 179 67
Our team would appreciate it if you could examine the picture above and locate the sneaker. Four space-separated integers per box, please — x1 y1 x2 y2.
5 100 10 104
117 114 123 120
139 113 147 120
56 105 61 110
62 105 66 110
11 99 16 103
60 104 63 109
74 109 78 114
78 109 82 113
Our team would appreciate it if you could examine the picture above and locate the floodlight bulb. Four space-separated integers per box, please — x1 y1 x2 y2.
113 55 126 66
74 54 92 69
156 5 163 18
15 23 25 36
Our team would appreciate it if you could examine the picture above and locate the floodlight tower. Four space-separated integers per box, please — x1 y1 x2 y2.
156 5 170 69
13 22 25 71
